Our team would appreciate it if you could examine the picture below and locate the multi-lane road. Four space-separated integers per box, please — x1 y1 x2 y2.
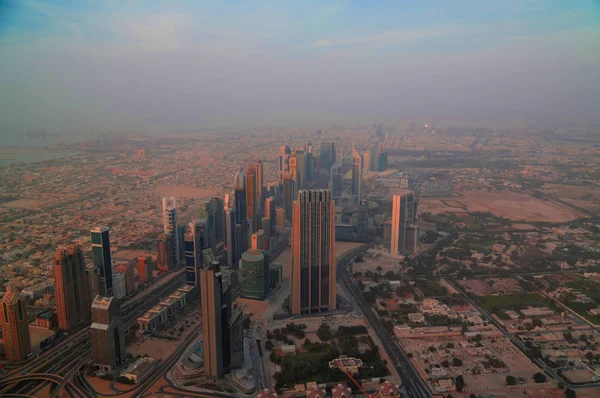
336 244 432 398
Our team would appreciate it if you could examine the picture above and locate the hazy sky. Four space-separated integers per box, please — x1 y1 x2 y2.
0 0 599 137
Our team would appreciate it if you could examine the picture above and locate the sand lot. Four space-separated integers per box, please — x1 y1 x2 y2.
458 278 524 296
542 183 600 215
0 199 45 209
153 185 220 199
420 190 584 222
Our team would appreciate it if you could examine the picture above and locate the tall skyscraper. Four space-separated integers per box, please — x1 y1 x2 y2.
91 227 113 297
390 192 415 255
377 142 388 172
282 172 295 223
240 250 267 300
206 197 224 244
254 160 264 215
304 141 313 182
295 149 306 189
351 144 363 204
200 265 223 379
184 219 206 287
138 257 153 283
319 142 334 170
245 162 258 233
291 189 336 315
156 233 173 271
330 151 343 202
363 149 372 172
405 225 420 253
0 285 31 361
233 169 247 252
278 145 291 184
162 197 180 268
265 196 276 230
54 245 91 332
90 296 125 372
289 151 298 188
225 207 242 268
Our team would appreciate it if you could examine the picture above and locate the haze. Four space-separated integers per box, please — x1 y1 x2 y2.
0 0 599 139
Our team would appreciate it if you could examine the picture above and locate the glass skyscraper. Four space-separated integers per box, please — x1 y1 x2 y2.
91 227 113 297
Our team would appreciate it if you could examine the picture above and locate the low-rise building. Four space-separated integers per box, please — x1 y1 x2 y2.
329 355 363 375
121 357 155 383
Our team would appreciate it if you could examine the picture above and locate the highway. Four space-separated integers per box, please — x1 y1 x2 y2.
336 244 432 398
2 269 187 397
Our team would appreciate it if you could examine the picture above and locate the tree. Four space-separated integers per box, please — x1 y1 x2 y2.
265 340 274 351
455 375 464 392
506 375 517 386
533 372 546 383
469 395 477 398
452 358 463 367
376 266 383 274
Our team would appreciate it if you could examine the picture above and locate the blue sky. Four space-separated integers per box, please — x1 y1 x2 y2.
0 0 599 136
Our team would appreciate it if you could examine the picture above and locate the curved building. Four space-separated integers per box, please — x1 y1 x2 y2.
240 250 266 300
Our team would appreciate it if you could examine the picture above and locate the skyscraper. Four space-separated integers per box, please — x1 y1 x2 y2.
162 197 179 269
295 149 306 189
289 151 298 188
363 149 372 172
390 192 415 255
0 285 31 361
304 141 313 182
278 145 291 184
156 233 173 271
54 245 91 332
291 189 336 315
254 160 264 215
319 142 335 170
330 159 343 202
184 219 206 287
138 257 153 283
245 162 258 233
91 227 113 297
225 207 242 267
200 265 223 379
282 172 295 223
233 169 247 252
351 144 363 204
241 250 267 300
265 196 276 230
90 295 125 372
206 197 224 244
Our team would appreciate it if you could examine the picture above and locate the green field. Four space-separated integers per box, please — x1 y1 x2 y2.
482 293 554 312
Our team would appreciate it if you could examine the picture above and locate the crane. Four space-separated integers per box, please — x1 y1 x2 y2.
338 364 373 398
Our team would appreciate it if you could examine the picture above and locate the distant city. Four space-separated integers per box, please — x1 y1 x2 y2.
0 122 599 398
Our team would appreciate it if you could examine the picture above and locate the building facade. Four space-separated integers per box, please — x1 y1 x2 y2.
351 144 362 204
54 245 91 332
390 192 415 255
291 189 336 315
0 285 31 362
91 226 113 297
162 197 179 269
90 295 125 372
200 266 223 378
240 250 266 300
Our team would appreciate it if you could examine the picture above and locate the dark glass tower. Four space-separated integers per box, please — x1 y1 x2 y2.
233 169 247 252
91 227 113 297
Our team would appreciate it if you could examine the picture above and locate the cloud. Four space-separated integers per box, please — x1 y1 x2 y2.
311 28 443 48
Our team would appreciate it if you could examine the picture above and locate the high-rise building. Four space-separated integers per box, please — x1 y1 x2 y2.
254 160 264 215
162 197 179 268
184 218 206 287
206 197 225 244
267 182 281 205
282 173 295 223
225 208 242 268
233 169 248 253
113 272 126 299
245 162 258 233
200 265 223 379
377 142 388 172
319 142 335 170
275 207 286 229
295 149 306 189
289 151 298 188
405 225 420 253
304 141 313 182
54 245 91 332
261 217 271 240
91 227 113 297
330 158 343 201
278 145 291 184
363 149 372 172
241 250 267 300
390 192 415 255
251 230 264 250
217 267 243 370
90 295 125 372
156 233 173 271
351 144 362 204
138 257 153 283
259 249 271 297
265 196 276 230
115 262 135 296
291 189 336 315
0 285 31 361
